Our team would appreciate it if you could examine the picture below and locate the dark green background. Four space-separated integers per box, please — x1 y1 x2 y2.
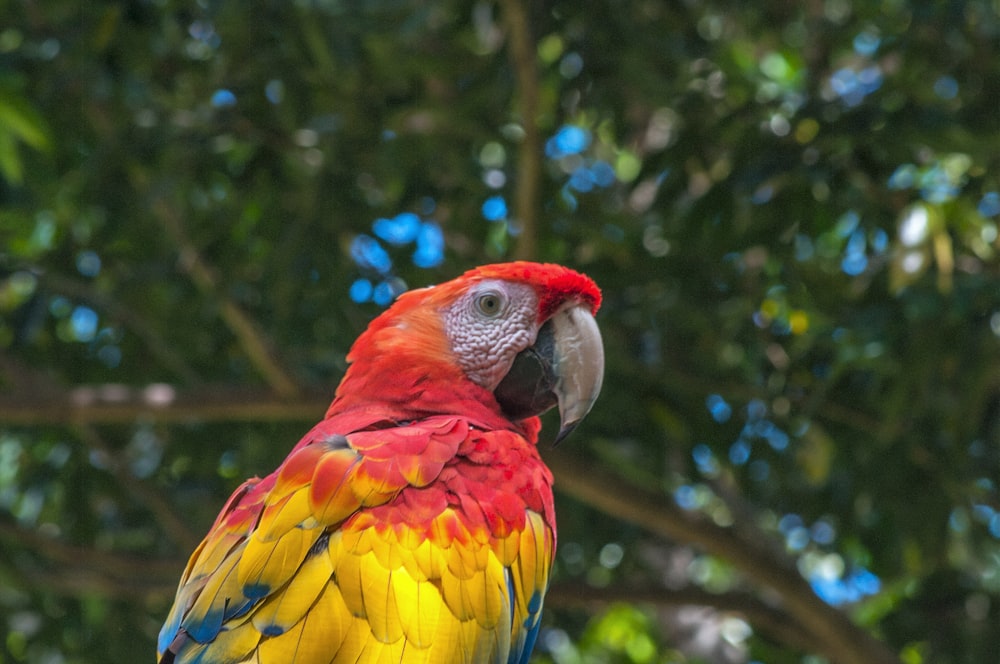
1 2 998 662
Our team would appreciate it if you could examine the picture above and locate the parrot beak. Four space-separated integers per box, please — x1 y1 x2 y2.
493 304 604 443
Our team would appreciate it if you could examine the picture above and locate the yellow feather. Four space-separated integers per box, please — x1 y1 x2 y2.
250 544 333 635
339 524 368 555
517 511 552 598
331 543 366 618
407 538 443 582
323 585 368 662
183 549 244 630
445 537 487 580
504 510 553 655
359 552 403 644
255 582 363 664
479 549 508 629
184 532 231 582
221 498 548 664
438 567 471 622
442 614 495 663
355 634 408 664
393 570 441 649
367 526 407 570
257 488 313 541
237 524 318 594
397 643 432 664
255 620 315 664
183 623 261 663
507 566 527 629
325 529 343 571
492 530 520 567
395 547 425 584
511 546 534 620
392 520 426 550
438 550 506 630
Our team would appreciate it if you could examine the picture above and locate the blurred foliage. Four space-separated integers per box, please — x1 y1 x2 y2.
1 1 1000 663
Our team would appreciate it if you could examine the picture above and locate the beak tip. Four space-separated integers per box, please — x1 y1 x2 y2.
553 420 580 446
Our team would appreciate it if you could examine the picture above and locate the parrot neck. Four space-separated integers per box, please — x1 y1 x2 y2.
326 356 534 439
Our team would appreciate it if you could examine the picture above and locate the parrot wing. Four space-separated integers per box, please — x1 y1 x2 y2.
158 414 553 664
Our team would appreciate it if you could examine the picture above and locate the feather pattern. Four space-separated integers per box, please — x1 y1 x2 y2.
159 414 556 664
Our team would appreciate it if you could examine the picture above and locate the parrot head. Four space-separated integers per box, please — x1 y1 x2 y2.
330 261 604 441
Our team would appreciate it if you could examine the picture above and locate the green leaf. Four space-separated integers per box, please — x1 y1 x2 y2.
0 92 52 151
0 129 23 184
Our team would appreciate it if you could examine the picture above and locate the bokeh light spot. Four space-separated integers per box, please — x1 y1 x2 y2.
350 235 392 274
412 222 444 268
933 76 958 100
373 213 421 245
481 196 508 221
75 250 101 277
545 125 591 158
265 79 284 104
210 89 237 108
349 278 373 303
706 394 732 423
70 306 98 342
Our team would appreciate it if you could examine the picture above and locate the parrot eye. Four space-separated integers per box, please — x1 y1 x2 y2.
474 290 505 317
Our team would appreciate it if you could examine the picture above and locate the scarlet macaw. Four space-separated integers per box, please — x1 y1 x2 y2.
158 261 604 664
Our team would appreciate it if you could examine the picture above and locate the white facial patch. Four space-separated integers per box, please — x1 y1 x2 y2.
444 280 539 390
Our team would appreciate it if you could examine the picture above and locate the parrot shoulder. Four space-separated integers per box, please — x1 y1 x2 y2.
158 415 473 662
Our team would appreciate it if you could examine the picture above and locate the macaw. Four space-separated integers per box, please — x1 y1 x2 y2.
158 261 604 664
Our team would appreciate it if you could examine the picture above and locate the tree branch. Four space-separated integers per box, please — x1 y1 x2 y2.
499 0 542 260
152 197 302 398
542 447 901 664
74 424 202 552
9 565 173 601
546 583 816 655
0 517 180 584
0 519 181 601
0 384 330 426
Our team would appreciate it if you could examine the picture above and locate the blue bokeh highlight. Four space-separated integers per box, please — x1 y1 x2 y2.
373 213 421 245
481 196 508 222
